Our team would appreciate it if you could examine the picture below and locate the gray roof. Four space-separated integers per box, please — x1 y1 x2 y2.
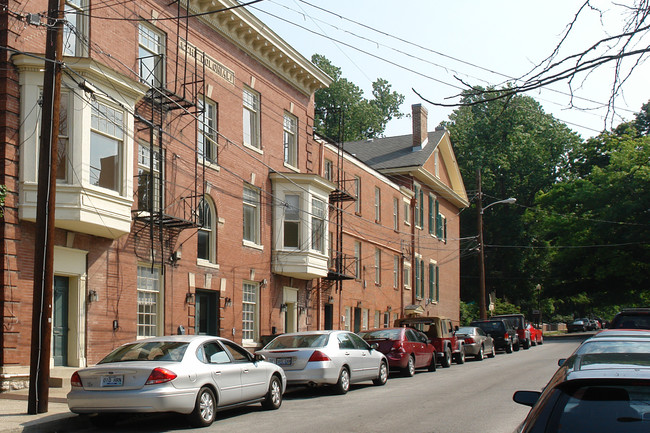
343 130 446 171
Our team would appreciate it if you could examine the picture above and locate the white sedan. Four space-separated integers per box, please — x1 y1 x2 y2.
257 330 388 394
67 335 286 427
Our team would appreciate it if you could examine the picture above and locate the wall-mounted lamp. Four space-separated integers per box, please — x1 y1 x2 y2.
357 300 363 308
299 306 306 315
88 290 98 303
224 297 232 308
387 306 392 312
280 303 288 313
260 278 268 288
185 292 195 304
328 296 334 304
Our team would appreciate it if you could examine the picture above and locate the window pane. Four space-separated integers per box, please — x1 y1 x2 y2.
137 266 160 337
242 283 258 341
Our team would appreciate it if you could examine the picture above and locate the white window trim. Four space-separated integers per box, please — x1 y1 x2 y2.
243 87 261 151
283 112 298 170
242 281 259 344
403 261 412 290
198 95 219 169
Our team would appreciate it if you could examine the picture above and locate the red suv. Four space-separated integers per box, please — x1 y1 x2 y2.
359 327 436 376
394 316 464 368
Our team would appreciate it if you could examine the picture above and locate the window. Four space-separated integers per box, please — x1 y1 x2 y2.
243 185 260 244
354 175 361 213
434 149 440 177
311 198 326 253
197 197 216 263
374 187 381 222
324 159 333 181
138 23 165 87
344 306 351 331
374 248 381 284
393 198 399 230
362 309 369 331
90 100 124 194
354 241 362 279
283 194 300 248
415 257 422 298
375 310 381 328
435 199 441 238
414 184 423 228
242 282 258 342
383 312 390 328
63 0 87 56
393 255 399 288
56 92 70 182
137 142 162 212
403 262 411 289
441 215 447 242
198 96 218 164
243 87 260 149
283 113 297 167
137 265 161 338
403 198 411 225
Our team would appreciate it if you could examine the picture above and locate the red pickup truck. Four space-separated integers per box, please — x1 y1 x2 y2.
394 316 464 368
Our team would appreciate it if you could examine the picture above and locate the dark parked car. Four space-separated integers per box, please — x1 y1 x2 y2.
492 313 531 349
455 326 495 360
470 319 518 353
566 318 590 333
359 327 436 376
609 308 650 329
513 331 650 432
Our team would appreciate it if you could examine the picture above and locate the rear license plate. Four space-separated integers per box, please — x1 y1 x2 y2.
101 375 123 387
275 357 292 366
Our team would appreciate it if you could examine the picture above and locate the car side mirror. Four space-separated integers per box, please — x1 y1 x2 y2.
370 342 379 351
254 353 266 362
513 391 541 407
557 358 566 367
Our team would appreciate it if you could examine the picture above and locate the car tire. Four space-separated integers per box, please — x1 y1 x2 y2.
373 361 388 386
487 345 496 358
513 340 520 351
538 335 544 345
427 353 437 372
334 367 350 394
476 345 484 361
506 341 513 354
523 338 530 350
454 347 465 364
403 355 416 377
190 386 216 427
441 347 452 368
261 376 282 410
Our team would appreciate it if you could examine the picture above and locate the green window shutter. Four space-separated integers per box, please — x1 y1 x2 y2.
414 259 419 298
428 263 434 299
420 259 425 299
435 265 440 301
419 188 424 228
428 195 434 234
435 200 442 238
443 218 447 241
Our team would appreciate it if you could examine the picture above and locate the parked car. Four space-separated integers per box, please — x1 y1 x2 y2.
67 335 286 427
394 316 465 367
256 330 388 394
609 307 650 329
513 332 650 432
358 327 436 376
492 313 531 349
470 319 518 353
525 323 544 346
566 318 590 333
455 326 495 360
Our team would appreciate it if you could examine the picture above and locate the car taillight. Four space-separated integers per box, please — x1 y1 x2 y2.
145 367 177 385
390 340 405 353
463 337 475 344
504 333 509 339
308 350 331 362
70 371 82 388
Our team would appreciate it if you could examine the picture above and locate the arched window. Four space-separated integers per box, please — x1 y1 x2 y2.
197 197 216 264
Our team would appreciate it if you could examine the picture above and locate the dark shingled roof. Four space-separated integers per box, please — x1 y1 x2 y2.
343 130 446 171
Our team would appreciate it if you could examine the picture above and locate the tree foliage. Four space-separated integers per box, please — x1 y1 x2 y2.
312 54 404 142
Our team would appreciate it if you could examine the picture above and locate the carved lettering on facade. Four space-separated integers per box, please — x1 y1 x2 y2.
179 38 235 85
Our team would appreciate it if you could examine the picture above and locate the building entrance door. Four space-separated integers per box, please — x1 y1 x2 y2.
53 276 69 366
324 304 333 330
195 290 219 335
353 307 362 333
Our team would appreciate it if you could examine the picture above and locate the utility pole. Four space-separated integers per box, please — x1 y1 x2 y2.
477 168 487 320
28 0 65 414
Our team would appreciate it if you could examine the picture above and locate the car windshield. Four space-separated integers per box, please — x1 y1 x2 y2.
264 333 329 349
359 329 401 340
457 327 475 335
98 341 188 363
548 383 650 432
576 340 650 356
612 314 650 329
473 322 504 333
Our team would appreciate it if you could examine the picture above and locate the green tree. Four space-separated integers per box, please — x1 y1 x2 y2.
312 54 404 142
442 87 582 310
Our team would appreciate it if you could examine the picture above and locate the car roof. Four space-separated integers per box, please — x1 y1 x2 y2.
125 335 227 344
591 329 650 338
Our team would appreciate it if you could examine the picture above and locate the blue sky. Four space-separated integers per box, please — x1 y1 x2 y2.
249 0 650 139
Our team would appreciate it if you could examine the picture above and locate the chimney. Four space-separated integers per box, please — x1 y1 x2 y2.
412 104 428 150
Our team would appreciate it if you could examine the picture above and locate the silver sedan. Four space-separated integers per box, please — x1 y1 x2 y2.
67 335 286 427
456 326 496 360
256 330 389 394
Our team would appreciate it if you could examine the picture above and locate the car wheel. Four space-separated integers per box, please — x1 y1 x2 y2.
261 376 282 410
334 367 350 394
538 335 544 345
487 344 496 358
403 355 416 377
523 338 530 350
373 361 388 386
454 347 465 364
513 340 520 351
476 345 484 361
506 341 513 354
441 347 452 368
190 386 216 427
427 353 437 371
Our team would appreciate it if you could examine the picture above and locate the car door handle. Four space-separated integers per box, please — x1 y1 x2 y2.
344 352 350 356
213 371 222 375
243 369 249 374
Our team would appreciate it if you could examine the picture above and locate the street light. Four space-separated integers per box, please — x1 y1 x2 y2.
478 195 516 320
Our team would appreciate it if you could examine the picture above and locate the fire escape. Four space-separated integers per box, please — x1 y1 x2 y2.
132 0 205 265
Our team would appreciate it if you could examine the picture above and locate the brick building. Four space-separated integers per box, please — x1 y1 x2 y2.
0 0 467 388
